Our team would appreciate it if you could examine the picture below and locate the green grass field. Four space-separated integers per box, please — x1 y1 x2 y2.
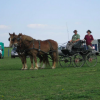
0 48 100 100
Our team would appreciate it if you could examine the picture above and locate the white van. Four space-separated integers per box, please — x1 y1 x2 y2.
0 45 2 58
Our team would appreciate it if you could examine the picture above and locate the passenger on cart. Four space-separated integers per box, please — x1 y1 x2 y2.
66 30 80 51
84 30 99 55
84 30 94 49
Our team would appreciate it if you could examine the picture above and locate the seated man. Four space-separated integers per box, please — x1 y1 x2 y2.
66 30 80 51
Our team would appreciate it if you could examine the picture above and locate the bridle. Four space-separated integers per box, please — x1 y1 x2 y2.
8 37 16 43
16 36 22 47
8 36 22 47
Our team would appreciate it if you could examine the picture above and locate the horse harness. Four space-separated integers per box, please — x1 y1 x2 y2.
10 36 56 55
20 39 56 55
29 39 56 55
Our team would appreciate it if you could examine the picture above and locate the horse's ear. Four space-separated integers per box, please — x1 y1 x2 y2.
19 33 22 35
13 32 15 36
18 33 22 38
9 33 11 35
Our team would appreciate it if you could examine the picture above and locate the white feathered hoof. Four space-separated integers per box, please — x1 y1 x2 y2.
24 68 28 70
41 64 45 69
52 66 55 69
34 67 38 70
30 68 34 70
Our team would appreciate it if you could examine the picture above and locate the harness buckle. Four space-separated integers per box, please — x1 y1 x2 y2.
38 49 41 51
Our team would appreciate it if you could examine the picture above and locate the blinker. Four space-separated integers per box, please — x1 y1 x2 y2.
17 38 20 41
11 38 15 41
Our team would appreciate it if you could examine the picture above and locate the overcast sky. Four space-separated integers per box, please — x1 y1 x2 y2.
0 0 100 46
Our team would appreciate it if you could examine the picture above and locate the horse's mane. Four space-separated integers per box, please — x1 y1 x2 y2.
18 33 34 42
23 35 34 41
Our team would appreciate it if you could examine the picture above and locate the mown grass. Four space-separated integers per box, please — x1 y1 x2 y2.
0 48 100 100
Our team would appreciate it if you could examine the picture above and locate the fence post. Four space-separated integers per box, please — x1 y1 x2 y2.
8 49 9 57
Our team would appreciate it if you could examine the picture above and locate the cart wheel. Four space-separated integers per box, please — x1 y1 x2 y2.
86 52 97 67
73 53 85 67
59 56 71 67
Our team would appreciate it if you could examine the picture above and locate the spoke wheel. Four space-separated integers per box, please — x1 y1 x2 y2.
86 53 97 67
73 53 85 67
59 56 71 67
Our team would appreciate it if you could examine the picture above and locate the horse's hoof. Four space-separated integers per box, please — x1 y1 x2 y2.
24 68 28 70
52 67 55 69
30 68 34 70
37 66 41 68
34 67 38 70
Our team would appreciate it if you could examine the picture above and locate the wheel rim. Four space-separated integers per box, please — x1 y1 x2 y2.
86 53 97 67
59 56 71 67
73 54 85 67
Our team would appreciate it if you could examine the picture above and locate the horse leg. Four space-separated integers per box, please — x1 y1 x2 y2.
50 52 57 69
30 56 34 70
18 54 25 70
33 54 38 70
52 50 58 69
24 55 28 70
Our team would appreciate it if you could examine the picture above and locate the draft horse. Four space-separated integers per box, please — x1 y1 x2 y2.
8 33 48 70
16 33 58 69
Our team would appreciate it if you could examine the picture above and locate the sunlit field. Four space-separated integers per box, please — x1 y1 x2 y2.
0 48 100 100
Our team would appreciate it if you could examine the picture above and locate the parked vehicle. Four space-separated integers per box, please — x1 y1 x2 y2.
58 46 65 56
11 47 18 58
0 42 4 59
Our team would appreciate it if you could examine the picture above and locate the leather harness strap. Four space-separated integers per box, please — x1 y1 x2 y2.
47 40 53 51
38 40 41 51
17 38 56 55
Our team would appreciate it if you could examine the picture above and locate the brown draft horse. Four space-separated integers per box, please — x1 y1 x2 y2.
15 33 58 69
9 33 32 70
9 33 48 70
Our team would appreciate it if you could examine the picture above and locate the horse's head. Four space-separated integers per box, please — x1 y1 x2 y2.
8 32 18 47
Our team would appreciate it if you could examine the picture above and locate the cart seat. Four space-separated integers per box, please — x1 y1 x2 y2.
72 40 86 51
61 49 75 56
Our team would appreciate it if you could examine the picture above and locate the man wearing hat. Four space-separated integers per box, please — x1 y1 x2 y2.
84 30 94 49
84 30 99 55
66 30 80 51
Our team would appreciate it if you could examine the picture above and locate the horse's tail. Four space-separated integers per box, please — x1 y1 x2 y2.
47 40 59 67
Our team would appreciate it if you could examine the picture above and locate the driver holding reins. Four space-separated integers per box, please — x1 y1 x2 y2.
66 30 80 51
